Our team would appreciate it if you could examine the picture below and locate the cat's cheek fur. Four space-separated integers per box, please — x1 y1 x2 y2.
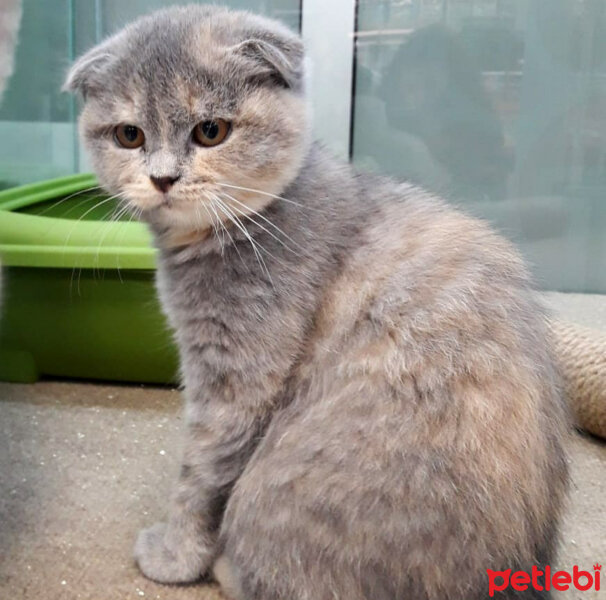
227 88 310 193
79 104 148 199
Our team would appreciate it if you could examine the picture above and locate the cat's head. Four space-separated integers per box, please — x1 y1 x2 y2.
64 5 308 239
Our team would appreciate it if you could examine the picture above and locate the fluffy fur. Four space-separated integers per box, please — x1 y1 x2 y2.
65 6 570 599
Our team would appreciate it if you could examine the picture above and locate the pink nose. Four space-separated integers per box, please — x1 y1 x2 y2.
150 175 179 193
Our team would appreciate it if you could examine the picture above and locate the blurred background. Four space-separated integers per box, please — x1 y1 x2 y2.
0 0 605 293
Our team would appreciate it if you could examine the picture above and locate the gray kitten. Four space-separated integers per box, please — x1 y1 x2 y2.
65 6 569 599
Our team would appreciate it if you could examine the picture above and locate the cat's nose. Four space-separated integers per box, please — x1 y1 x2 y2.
150 175 180 193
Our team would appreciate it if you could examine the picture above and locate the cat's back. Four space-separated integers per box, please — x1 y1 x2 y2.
287 167 569 448
311 179 546 376
309 179 570 458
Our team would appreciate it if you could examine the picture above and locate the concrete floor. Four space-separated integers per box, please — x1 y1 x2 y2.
0 293 605 600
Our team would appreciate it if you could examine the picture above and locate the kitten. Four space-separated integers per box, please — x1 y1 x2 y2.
65 6 569 599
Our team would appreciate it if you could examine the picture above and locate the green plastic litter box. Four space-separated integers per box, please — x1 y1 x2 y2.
0 174 179 384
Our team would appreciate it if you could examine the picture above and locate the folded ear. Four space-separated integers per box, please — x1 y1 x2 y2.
232 35 304 92
63 46 114 97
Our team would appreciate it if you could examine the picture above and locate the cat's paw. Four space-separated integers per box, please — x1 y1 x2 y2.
134 522 208 584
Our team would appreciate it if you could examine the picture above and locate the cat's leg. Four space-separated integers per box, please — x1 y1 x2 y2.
134 266 310 583
134 404 265 584
213 554 245 600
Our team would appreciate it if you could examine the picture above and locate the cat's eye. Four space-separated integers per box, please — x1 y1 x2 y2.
114 124 145 149
193 119 231 147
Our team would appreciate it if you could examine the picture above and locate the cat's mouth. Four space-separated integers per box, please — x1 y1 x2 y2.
155 194 175 208
128 187 220 234
142 189 187 211
127 181 280 242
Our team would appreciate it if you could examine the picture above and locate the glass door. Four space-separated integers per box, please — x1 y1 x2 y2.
350 0 606 293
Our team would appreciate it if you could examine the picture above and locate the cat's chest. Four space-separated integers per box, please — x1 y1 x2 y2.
156 251 221 319
155 249 279 343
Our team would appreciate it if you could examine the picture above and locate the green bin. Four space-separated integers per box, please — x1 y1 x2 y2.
0 175 178 384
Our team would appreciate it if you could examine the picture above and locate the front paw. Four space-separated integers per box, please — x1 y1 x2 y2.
134 522 209 584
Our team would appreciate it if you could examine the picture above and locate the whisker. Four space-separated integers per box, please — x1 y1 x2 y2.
111 202 132 223
211 194 273 284
60 192 115 220
202 193 247 271
89 193 131 277
102 192 132 223
36 185 104 216
207 197 226 254
62 194 125 259
212 199 232 255
199 196 247 273
215 182 311 210
199 196 220 243
69 264 83 299
204 194 232 251
67 191 130 295
212 195 266 273
94 207 120 278
193 196 206 234
218 191 303 255
114 205 140 282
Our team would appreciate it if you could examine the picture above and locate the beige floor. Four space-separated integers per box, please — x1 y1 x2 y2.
0 293 605 600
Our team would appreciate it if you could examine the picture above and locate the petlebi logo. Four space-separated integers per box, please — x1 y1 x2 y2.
487 563 601 596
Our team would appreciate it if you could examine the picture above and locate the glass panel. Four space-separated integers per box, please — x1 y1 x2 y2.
352 0 606 293
0 0 300 189
96 0 300 36
0 0 76 189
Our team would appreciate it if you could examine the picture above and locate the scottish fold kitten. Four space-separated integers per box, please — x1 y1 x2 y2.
65 6 569 599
